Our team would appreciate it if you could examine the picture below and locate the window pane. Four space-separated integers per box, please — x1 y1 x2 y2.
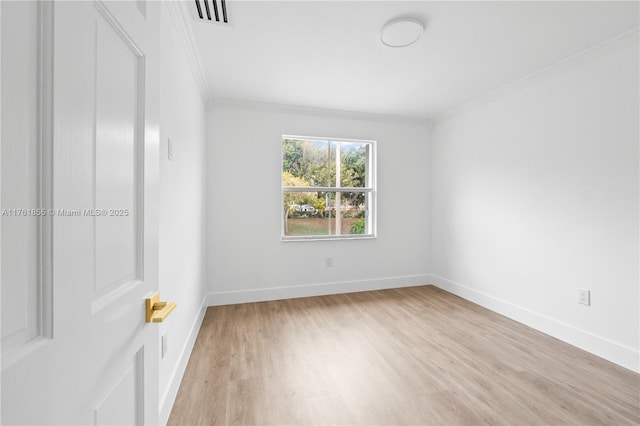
283 191 368 237
283 139 371 189
282 138 335 187
339 142 368 188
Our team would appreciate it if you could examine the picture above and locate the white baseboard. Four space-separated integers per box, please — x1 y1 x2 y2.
429 274 640 373
206 274 431 306
159 294 208 426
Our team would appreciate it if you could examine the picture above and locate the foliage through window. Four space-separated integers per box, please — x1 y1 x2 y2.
282 136 376 240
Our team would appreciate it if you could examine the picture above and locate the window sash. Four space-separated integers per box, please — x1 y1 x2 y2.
284 234 374 241
282 190 375 240
283 186 373 193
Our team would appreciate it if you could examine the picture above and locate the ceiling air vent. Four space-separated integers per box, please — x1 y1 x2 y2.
194 0 228 24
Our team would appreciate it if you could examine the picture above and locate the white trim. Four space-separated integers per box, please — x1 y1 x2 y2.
282 235 375 242
159 294 208 426
436 26 640 123
283 186 373 192
163 1 211 100
205 274 431 306
429 274 640 373
283 134 377 145
0 0 3 415
210 97 434 127
281 136 377 240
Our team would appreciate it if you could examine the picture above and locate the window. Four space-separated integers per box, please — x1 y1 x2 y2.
282 135 376 240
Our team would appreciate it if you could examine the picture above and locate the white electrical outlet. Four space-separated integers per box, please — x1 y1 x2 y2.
578 288 590 306
161 332 168 358
167 138 174 161
325 257 333 267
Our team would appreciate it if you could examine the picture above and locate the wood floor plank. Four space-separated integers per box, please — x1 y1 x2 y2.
168 285 640 425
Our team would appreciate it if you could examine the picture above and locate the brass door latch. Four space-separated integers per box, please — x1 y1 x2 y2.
145 292 176 323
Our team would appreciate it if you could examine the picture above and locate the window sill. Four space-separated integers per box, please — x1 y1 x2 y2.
281 235 376 242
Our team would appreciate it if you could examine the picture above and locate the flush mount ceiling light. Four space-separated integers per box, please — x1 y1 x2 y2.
380 17 424 48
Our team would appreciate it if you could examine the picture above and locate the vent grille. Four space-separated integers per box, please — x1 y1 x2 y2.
194 0 228 24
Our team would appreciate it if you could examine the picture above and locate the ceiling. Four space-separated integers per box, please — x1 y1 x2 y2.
184 1 639 120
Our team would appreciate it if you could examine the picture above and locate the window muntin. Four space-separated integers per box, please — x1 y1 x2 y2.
282 136 376 240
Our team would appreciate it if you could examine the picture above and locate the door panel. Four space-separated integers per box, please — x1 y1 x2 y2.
0 0 44 358
94 349 144 426
94 3 143 300
1 1 160 424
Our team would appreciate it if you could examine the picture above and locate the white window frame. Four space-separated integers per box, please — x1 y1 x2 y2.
281 135 377 241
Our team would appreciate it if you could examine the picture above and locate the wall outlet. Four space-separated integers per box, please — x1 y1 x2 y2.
578 288 590 306
325 257 333 267
161 332 168 358
167 138 174 161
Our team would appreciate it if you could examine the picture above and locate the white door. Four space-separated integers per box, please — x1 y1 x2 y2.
2 1 161 424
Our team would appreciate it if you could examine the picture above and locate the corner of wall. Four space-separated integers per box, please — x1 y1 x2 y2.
206 275 432 306
429 275 639 373
163 1 211 100
428 31 639 374
159 295 208 425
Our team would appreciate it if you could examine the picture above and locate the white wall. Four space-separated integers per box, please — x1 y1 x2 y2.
431 38 639 372
158 5 207 423
206 101 431 304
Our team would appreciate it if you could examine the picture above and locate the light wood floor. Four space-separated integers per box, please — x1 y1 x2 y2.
168 285 640 425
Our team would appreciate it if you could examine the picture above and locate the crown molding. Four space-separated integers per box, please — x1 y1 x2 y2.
208 97 434 128
436 26 640 123
163 0 211 100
